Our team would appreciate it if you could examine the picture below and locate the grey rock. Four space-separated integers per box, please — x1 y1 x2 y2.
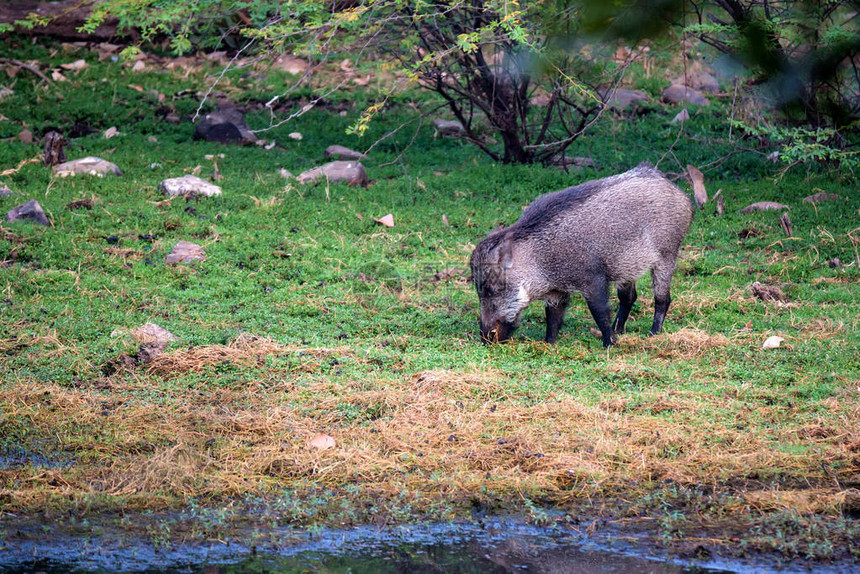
551 156 596 169
671 108 690 124
54 157 122 177
325 145 368 161
803 192 838 204
127 322 177 364
272 55 309 75
0 186 12 197
194 107 258 145
673 70 720 94
166 241 206 264
740 201 790 213
7 199 50 226
662 85 710 106
296 161 368 187
129 322 177 346
601 88 650 109
159 174 222 197
433 119 465 137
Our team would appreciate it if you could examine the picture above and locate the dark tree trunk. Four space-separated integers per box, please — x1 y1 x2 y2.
43 131 66 167
0 1 123 41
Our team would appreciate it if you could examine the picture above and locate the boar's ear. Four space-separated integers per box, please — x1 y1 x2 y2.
498 233 514 270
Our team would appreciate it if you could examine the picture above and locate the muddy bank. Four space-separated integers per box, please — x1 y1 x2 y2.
1 516 857 573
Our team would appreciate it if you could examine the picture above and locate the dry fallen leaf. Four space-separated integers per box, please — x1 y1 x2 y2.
762 336 784 349
374 213 395 228
308 433 336 450
104 126 119 139
60 59 88 72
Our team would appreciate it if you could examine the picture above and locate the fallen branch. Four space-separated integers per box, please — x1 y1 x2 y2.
0 155 43 177
0 58 52 84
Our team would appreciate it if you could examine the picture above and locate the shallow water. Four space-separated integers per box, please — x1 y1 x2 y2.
0 518 778 574
0 444 74 471
4 516 857 573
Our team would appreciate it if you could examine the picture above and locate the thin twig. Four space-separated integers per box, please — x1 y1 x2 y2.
0 58 52 84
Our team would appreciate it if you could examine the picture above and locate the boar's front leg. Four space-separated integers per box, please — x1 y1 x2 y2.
583 278 615 348
544 292 570 344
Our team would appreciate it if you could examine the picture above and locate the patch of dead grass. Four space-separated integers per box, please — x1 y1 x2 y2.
796 318 845 340
107 443 220 496
618 327 731 359
742 489 860 515
102 246 145 261
0 332 66 355
145 333 352 376
2 364 859 520
812 276 856 285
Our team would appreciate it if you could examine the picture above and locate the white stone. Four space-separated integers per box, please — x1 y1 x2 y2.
159 174 222 197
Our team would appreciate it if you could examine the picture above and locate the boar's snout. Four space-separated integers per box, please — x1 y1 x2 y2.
479 318 515 344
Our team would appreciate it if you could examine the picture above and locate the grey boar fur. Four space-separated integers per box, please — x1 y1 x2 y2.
470 164 693 348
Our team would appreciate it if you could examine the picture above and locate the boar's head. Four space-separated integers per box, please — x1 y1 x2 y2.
470 232 529 344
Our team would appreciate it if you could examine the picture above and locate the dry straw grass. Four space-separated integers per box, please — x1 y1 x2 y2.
145 333 352 376
3 358 859 517
618 327 731 359
796 318 846 340
107 443 220 496
742 489 860 515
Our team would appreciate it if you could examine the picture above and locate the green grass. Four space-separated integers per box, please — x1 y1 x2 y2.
1 36 859 561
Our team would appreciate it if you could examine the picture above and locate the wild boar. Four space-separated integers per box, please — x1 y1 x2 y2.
470 164 693 348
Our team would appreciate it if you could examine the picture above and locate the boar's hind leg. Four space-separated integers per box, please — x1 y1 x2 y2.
611 282 637 335
583 280 615 348
544 293 570 344
648 258 678 336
